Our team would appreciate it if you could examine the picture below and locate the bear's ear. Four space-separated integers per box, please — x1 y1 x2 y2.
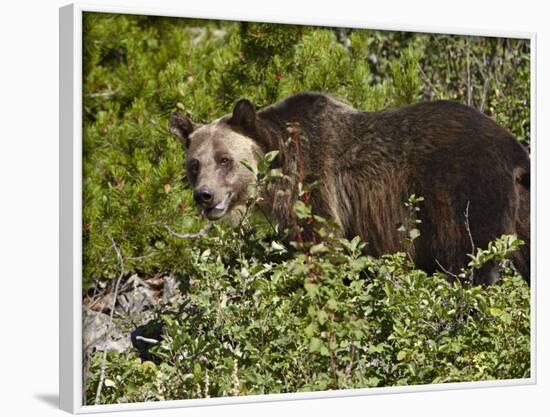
170 112 194 148
230 99 256 130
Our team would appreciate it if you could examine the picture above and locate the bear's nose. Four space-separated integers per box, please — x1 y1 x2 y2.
194 187 213 205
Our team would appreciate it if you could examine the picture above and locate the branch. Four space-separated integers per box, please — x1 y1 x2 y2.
94 236 125 405
417 63 438 100
478 43 498 113
466 42 472 107
435 259 460 281
85 88 121 98
418 318 439 333
462 201 477 283
257 205 281 239
164 223 212 239
463 201 476 255
479 77 490 113
343 342 356 386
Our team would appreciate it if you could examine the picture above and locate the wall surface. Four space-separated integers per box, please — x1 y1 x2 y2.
0 0 548 415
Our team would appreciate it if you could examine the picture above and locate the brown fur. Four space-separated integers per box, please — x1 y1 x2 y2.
171 92 530 285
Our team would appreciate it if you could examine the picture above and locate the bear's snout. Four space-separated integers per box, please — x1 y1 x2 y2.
194 187 214 206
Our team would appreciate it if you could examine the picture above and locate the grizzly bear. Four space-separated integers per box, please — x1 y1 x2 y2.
170 92 530 285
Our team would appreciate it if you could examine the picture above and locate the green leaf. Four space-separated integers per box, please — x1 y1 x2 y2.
304 282 319 297
327 298 338 310
310 243 327 254
240 159 257 174
264 150 280 164
193 362 202 378
271 241 287 253
501 312 513 325
293 200 311 219
317 310 329 325
490 307 503 317
367 377 380 387
104 379 116 388
368 343 386 354
304 322 317 337
309 337 323 353
408 228 421 240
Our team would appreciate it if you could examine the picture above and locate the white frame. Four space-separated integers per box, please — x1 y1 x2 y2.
59 2 537 413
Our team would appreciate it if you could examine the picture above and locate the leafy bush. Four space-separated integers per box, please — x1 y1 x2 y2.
82 13 531 404
86 189 530 402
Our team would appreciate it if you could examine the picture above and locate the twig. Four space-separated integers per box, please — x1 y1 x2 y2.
84 286 103 312
164 223 212 239
463 201 476 255
343 343 356 386
479 77 490 113
85 88 121 98
463 201 477 283
94 236 125 405
478 43 498 113
257 205 280 239
466 41 472 107
418 318 439 333
417 63 438 100
328 330 339 389
435 259 460 281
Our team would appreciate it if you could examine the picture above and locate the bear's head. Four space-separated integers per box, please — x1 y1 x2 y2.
170 99 265 222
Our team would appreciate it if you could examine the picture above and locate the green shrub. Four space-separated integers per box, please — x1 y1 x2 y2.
82 13 531 404
86 185 530 401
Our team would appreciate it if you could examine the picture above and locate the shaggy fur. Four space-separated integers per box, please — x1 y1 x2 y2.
171 92 530 285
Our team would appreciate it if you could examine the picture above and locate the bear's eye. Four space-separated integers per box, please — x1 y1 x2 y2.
219 157 231 167
188 159 199 174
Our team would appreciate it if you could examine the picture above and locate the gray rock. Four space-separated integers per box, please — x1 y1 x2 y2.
82 308 131 353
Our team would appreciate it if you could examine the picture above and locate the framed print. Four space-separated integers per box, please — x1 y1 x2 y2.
60 2 536 413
